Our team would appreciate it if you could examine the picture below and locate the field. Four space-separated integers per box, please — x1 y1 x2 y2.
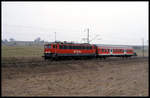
2 45 44 57
1 45 149 96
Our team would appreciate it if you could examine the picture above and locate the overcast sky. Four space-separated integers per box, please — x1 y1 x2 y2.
2 1 148 45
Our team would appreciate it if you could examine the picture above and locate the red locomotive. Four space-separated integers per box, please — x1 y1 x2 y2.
43 42 137 60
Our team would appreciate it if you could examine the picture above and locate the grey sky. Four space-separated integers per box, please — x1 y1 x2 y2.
2 2 148 45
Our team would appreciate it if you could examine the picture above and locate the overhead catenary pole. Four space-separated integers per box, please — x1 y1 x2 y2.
87 28 89 44
54 32 56 42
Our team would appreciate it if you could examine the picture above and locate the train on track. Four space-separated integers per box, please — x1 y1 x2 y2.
43 41 137 60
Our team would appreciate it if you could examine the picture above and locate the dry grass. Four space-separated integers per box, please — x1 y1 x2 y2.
2 45 44 57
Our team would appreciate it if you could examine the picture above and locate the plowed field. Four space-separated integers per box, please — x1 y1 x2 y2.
2 57 148 96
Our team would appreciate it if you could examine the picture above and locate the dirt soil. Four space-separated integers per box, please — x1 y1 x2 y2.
2 57 149 96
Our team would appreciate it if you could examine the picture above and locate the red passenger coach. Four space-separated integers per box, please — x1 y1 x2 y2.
44 42 96 59
96 45 136 58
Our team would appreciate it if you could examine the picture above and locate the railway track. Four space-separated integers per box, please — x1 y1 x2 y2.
2 56 148 67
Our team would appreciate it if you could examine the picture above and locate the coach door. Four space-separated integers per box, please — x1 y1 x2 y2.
110 49 113 55
124 49 126 55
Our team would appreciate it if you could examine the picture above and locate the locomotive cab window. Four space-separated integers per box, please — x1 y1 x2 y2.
45 45 51 48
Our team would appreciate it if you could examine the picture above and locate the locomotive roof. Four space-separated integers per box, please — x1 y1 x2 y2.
44 42 92 46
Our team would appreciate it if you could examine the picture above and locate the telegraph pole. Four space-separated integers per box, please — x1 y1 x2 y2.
87 28 89 44
142 38 144 57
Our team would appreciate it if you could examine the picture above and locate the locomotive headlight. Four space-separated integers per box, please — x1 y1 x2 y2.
48 51 51 53
45 51 51 53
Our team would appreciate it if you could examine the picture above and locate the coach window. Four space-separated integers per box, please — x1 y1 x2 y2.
53 45 56 48
69 46 71 49
82 46 85 49
103 49 104 52
81 46 83 50
67 45 70 49
76 46 78 49
67 45 69 49
104 49 106 52
72 46 74 49
75 46 78 49
83 46 85 50
69 46 72 49
75 46 77 49
89 46 91 49
77 46 79 49
89 46 91 50
73 46 76 49
101 48 103 52
63 45 65 49
103 49 105 52
78 46 80 49
64 45 66 49
113 49 115 52
59 45 61 49
86 46 88 50
87 46 89 50
79 46 81 49
70 46 72 49
74 46 76 49
66 45 68 49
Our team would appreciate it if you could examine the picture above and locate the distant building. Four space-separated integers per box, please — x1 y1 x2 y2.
2 41 49 46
